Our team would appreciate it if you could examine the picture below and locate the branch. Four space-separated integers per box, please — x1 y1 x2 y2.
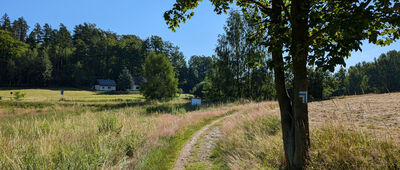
360 0 372 8
248 0 272 15
248 18 272 26
281 2 293 24
308 26 328 43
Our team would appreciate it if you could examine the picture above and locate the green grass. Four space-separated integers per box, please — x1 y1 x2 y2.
0 88 144 102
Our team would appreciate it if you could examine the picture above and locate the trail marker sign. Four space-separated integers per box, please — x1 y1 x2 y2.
191 98 201 106
299 91 307 103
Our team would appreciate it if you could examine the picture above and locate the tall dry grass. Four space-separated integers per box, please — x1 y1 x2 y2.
212 94 400 169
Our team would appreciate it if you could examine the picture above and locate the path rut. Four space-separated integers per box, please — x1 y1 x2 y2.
173 117 225 170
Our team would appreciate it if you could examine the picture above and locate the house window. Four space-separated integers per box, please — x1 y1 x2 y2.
108 86 111 89
102 86 104 89
136 86 140 90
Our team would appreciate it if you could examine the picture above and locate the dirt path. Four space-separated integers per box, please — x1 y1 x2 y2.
173 117 226 170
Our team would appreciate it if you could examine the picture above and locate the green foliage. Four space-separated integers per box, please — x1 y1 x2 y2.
344 50 400 95
307 50 400 100
13 91 26 100
0 13 193 89
191 81 205 98
186 55 213 93
203 11 276 102
117 67 134 91
142 52 178 101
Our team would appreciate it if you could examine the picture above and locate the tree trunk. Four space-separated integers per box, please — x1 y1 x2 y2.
291 0 310 169
270 0 310 169
270 0 295 168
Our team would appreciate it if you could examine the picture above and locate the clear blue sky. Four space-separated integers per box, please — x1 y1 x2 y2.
3 0 399 68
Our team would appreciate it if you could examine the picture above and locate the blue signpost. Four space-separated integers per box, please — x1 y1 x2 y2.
61 89 64 95
299 91 307 103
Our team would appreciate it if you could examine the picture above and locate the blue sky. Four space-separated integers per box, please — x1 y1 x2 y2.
3 0 399 68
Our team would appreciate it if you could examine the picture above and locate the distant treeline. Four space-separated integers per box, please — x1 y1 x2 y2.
0 13 211 93
1 12 399 101
309 50 400 100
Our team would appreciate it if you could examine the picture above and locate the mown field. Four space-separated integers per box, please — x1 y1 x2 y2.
211 93 400 169
0 89 399 169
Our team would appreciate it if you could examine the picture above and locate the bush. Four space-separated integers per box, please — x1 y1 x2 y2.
13 91 26 100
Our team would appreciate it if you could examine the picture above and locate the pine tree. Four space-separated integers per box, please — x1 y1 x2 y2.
0 13 12 31
11 17 29 42
117 67 134 91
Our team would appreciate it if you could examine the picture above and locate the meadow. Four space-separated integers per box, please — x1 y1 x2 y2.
0 89 234 169
1 89 399 169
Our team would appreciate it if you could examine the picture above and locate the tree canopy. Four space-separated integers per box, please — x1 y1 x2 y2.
117 67 134 91
0 13 208 92
142 52 178 101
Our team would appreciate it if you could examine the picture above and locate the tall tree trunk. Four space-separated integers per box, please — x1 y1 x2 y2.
271 0 310 169
270 0 295 168
291 0 310 169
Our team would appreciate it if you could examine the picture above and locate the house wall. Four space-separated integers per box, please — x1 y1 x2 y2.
95 85 116 91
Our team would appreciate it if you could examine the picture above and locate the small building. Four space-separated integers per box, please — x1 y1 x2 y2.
95 79 116 91
129 77 145 91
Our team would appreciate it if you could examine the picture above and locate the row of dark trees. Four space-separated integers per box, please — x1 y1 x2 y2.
0 13 212 93
310 50 400 100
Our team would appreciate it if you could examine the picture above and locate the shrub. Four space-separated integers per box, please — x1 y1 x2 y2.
13 91 26 100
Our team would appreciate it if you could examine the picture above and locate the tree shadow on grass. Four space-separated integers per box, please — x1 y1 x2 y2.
86 101 147 111
145 102 203 114
94 91 141 95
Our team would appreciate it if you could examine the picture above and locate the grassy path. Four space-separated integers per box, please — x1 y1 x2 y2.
173 117 225 170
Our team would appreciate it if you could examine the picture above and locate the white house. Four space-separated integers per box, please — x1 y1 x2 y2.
128 77 145 91
95 79 117 91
